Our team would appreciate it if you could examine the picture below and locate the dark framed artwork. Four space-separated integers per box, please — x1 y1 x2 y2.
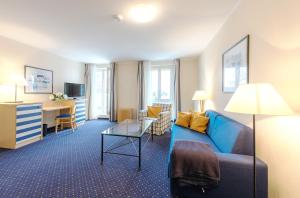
24 66 53 94
222 35 249 93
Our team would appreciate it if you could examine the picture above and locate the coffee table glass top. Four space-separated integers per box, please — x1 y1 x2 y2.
101 119 154 138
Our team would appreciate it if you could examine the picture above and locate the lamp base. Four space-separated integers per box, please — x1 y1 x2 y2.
199 100 205 112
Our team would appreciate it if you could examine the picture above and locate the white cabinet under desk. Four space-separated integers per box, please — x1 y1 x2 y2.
0 102 43 149
75 99 87 125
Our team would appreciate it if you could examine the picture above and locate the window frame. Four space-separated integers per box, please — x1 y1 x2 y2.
150 64 174 104
91 64 110 118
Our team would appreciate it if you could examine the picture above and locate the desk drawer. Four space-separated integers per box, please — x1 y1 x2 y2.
75 100 86 123
16 104 42 143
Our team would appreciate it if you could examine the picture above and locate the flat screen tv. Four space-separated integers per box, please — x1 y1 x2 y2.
64 83 85 98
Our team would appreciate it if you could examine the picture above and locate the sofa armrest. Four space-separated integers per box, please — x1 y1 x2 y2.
157 111 171 124
160 111 171 115
138 110 148 121
159 111 171 119
138 109 148 118
216 153 268 198
170 152 268 198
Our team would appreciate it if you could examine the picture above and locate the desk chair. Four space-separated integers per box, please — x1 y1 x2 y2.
55 105 78 133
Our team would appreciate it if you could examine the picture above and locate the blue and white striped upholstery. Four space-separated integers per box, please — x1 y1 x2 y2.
16 104 42 144
75 99 86 124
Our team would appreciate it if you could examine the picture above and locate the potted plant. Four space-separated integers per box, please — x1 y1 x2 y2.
49 92 68 101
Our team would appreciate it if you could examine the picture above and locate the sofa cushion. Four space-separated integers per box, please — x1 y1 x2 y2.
170 125 220 153
208 114 253 155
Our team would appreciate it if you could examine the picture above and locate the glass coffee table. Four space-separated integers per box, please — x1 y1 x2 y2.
101 119 156 170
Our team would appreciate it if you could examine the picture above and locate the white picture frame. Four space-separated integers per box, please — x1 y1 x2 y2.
222 35 249 93
24 66 53 94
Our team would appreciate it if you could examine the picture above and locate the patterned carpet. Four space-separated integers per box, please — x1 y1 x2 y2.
0 120 171 198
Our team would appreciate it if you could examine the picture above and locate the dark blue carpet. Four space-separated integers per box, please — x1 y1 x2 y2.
0 120 170 198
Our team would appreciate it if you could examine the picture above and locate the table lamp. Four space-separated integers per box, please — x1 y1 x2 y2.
192 90 208 112
8 75 28 103
224 83 293 198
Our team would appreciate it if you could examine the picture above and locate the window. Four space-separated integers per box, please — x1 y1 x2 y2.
90 65 110 119
150 63 174 104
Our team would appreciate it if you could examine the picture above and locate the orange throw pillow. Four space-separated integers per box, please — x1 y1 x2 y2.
175 112 192 128
147 106 161 118
190 114 209 133
190 112 205 123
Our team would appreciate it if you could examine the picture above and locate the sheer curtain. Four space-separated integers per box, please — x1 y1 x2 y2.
89 64 110 119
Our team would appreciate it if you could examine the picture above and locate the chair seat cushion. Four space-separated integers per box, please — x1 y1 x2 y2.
56 114 71 118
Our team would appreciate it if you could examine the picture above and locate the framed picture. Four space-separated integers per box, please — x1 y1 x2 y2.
24 66 53 94
222 35 249 93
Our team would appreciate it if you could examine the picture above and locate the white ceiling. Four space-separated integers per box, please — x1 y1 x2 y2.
0 0 239 63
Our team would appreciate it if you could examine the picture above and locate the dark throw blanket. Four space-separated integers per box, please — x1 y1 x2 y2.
171 140 220 192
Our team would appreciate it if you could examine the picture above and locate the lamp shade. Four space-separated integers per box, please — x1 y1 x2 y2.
8 74 28 86
192 90 208 100
225 83 293 115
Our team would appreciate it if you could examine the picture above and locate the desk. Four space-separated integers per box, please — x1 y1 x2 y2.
43 106 71 112
42 103 73 135
42 99 87 135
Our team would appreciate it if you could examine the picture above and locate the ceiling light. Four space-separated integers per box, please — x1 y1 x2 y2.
113 14 124 22
129 4 157 23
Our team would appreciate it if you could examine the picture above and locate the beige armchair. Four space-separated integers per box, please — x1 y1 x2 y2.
139 103 172 135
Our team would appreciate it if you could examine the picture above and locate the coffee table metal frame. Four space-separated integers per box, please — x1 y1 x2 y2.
101 119 156 170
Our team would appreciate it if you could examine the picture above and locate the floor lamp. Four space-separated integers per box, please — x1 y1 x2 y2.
224 83 293 198
192 90 208 112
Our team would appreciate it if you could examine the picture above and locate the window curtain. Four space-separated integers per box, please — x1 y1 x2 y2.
109 62 117 122
84 64 92 120
174 59 181 117
144 61 152 107
137 61 145 113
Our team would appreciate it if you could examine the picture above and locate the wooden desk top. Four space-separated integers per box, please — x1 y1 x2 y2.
42 106 71 112
0 102 42 106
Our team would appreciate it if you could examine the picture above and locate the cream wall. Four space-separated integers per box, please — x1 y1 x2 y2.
198 0 300 197
116 61 139 118
0 36 84 102
115 58 198 118
180 57 199 112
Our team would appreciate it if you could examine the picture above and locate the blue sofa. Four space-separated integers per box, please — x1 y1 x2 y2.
169 110 268 198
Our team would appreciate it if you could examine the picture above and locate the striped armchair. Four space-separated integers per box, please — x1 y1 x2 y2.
139 103 172 135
